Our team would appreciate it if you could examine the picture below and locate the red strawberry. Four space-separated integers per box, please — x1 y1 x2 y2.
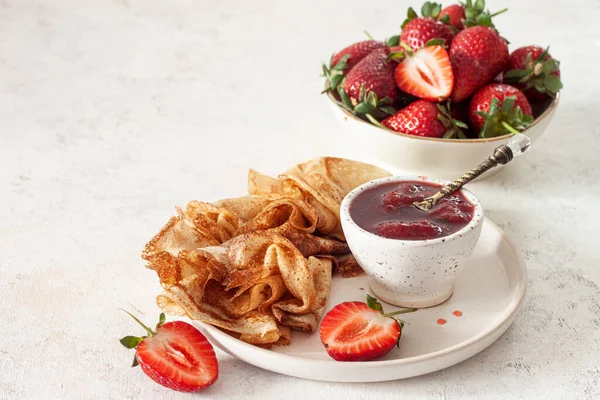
382 100 466 138
343 48 397 102
440 0 507 31
449 26 509 102
393 45 453 101
331 40 388 73
504 46 562 102
401 17 454 50
120 311 218 392
469 83 533 138
320 294 416 361
438 4 465 31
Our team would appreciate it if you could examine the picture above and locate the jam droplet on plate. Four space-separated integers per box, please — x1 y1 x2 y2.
437 318 447 325
452 310 463 317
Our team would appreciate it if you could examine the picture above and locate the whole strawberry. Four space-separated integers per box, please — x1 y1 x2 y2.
382 99 467 138
320 294 416 362
438 4 465 31
120 311 219 392
400 2 454 50
439 0 507 31
331 40 388 73
504 46 562 102
343 48 397 103
469 83 533 138
449 26 509 102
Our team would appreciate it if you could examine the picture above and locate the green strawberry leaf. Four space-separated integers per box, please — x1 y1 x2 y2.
386 35 400 47
120 336 144 349
475 0 485 12
476 13 492 27
424 38 446 47
354 102 376 114
503 69 529 80
365 113 385 127
543 74 563 93
366 294 384 312
338 87 354 109
379 97 394 105
501 96 516 114
402 7 418 29
536 46 551 63
366 91 378 107
439 14 450 24
132 355 139 367
421 2 442 18
421 2 432 17
454 120 469 129
525 52 533 69
157 313 166 328
437 114 451 125
432 3 441 18
387 51 405 60
443 129 457 139
543 59 560 74
380 106 396 115
465 6 478 20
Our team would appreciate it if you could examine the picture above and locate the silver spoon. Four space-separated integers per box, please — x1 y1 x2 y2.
413 134 532 212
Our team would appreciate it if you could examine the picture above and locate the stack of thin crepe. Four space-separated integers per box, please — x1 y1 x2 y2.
143 158 390 346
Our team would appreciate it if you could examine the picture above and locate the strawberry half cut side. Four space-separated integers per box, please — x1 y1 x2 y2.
319 294 416 362
392 42 454 101
119 310 218 392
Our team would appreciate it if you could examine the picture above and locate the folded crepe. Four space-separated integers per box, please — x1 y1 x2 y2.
143 157 390 346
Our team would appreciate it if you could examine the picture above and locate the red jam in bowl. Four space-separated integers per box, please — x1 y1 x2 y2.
350 181 475 240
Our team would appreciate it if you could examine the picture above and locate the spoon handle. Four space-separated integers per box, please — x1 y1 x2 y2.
413 144 514 212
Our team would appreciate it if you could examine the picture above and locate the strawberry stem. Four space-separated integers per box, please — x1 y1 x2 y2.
384 308 417 317
501 121 520 135
120 309 156 337
364 30 374 40
399 42 413 55
489 8 508 17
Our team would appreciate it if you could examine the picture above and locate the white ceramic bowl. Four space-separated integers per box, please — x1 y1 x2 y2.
328 92 560 180
340 176 484 308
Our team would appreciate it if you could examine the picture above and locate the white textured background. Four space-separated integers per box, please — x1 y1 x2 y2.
1 0 599 399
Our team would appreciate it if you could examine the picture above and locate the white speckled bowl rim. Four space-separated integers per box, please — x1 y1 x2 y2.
340 175 485 246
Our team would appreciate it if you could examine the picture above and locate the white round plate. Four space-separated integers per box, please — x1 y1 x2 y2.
193 218 527 382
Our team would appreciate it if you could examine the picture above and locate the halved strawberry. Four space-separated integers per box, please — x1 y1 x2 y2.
320 295 416 361
120 311 218 392
393 43 453 101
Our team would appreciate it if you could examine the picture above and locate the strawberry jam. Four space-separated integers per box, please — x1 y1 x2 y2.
350 181 475 240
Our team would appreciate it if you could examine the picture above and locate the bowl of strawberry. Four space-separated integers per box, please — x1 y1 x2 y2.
322 1 561 180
